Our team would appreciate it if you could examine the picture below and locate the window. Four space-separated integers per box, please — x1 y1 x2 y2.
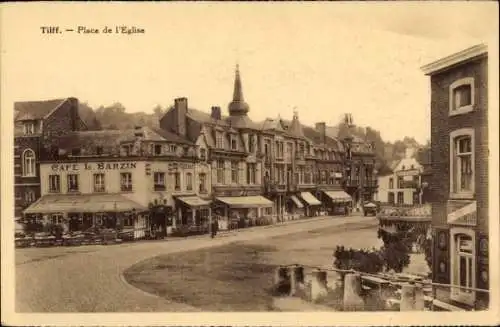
449 77 475 115
397 176 404 189
247 163 256 184
25 190 36 203
67 174 79 192
199 173 207 193
123 214 133 227
397 192 404 204
154 144 162 155
249 135 256 153
231 161 239 183
450 228 476 305
169 144 177 153
450 129 475 198
174 172 181 191
286 143 293 160
93 173 105 192
304 166 312 184
186 172 193 191
122 144 133 156
24 121 35 135
216 160 225 184
320 171 327 184
413 191 420 205
200 148 207 160
216 132 224 149
50 213 64 225
154 172 165 191
230 135 238 151
96 146 103 155
71 148 81 156
22 149 36 177
95 213 105 226
120 172 132 192
48 175 60 193
329 170 335 184
388 192 395 204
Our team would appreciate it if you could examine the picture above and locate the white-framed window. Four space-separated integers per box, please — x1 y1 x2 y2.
120 172 132 192
24 121 35 135
25 190 36 203
93 173 105 193
449 77 475 116
154 172 165 191
22 149 36 177
50 213 64 225
216 160 225 184
67 174 79 192
174 172 181 190
450 228 476 306
186 172 193 191
199 172 207 193
216 132 224 149
48 175 61 193
247 163 256 184
231 161 239 183
450 128 475 199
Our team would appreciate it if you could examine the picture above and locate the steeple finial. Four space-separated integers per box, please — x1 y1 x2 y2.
228 64 250 116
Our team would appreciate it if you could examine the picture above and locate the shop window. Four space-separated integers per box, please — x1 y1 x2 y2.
67 174 79 192
450 228 476 305
450 129 474 199
48 175 61 193
120 172 133 192
22 149 36 177
154 172 165 191
93 173 105 193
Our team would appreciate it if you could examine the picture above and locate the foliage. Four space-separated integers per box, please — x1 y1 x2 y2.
422 238 433 275
333 245 384 274
24 221 44 234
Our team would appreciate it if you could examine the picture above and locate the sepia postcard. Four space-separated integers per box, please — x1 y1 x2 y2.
1 1 499 326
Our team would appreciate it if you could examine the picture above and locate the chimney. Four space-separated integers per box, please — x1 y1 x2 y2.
174 97 188 137
68 97 79 131
315 122 326 144
211 106 221 120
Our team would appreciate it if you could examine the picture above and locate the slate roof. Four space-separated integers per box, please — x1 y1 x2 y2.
14 98 68 121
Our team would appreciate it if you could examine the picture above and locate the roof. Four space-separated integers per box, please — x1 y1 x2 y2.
421 43 488 76
14 98 68 121
186 108 261 130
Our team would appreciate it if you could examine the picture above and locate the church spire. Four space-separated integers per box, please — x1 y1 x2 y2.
228 64 250 116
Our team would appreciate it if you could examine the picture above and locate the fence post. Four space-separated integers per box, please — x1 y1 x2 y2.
343 273 364 311
400 283 416 311
310 269 328 302
289 264 305 296
414 283 425 310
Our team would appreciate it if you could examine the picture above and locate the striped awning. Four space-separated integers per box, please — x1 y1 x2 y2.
289 195 304 208
324 190 352 203
299 192 321 206
23 194 147 214
177 196 211 208
216 196 273 209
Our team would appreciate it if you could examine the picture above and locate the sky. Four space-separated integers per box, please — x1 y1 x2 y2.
1 2 498 144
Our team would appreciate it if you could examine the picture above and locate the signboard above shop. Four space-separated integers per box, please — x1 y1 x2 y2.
50 162 138 172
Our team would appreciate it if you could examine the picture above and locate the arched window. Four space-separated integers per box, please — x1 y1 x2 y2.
22 149 36 177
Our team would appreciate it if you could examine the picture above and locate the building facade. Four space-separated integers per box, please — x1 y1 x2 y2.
24 126 210 238
422 44 489 310
14 98 87 222
375 148 426 205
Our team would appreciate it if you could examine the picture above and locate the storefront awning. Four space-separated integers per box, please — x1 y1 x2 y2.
216 196 273 209
23 194 147 214
177 196 211 208
447 200 477 226
299 192 321 206
324 190 352 203
290 195 304 208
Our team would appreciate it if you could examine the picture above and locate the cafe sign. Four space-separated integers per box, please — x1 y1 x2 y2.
51 162 138 171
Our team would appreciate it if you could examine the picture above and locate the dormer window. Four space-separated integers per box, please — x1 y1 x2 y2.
249 135 256 153
154 144 162 156
200 148 207 160
24 121 35 135
230 135 238 151
216 132 224 149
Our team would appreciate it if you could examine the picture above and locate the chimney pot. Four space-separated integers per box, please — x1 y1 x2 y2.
211 106 222 120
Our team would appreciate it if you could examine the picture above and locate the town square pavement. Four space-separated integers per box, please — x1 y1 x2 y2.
15 215 377 312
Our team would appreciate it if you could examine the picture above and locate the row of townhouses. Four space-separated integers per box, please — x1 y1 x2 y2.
14 66 378 238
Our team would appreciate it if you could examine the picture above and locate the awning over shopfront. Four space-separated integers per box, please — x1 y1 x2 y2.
299 192 321 206
177 196 211 208
447 200 477 226
216 196 273 209
290 195 304 208
324 190 352 203
23 194 147 214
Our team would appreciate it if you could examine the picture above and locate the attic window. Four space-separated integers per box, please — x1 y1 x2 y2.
231 136 238 151
154 144 162 155
96 146 103 155
24 121 35 135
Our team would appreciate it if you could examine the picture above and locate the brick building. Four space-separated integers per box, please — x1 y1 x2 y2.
422 44 489 310
14 98 87 222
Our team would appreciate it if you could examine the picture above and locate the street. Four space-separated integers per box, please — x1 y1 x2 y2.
16 215 380 312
